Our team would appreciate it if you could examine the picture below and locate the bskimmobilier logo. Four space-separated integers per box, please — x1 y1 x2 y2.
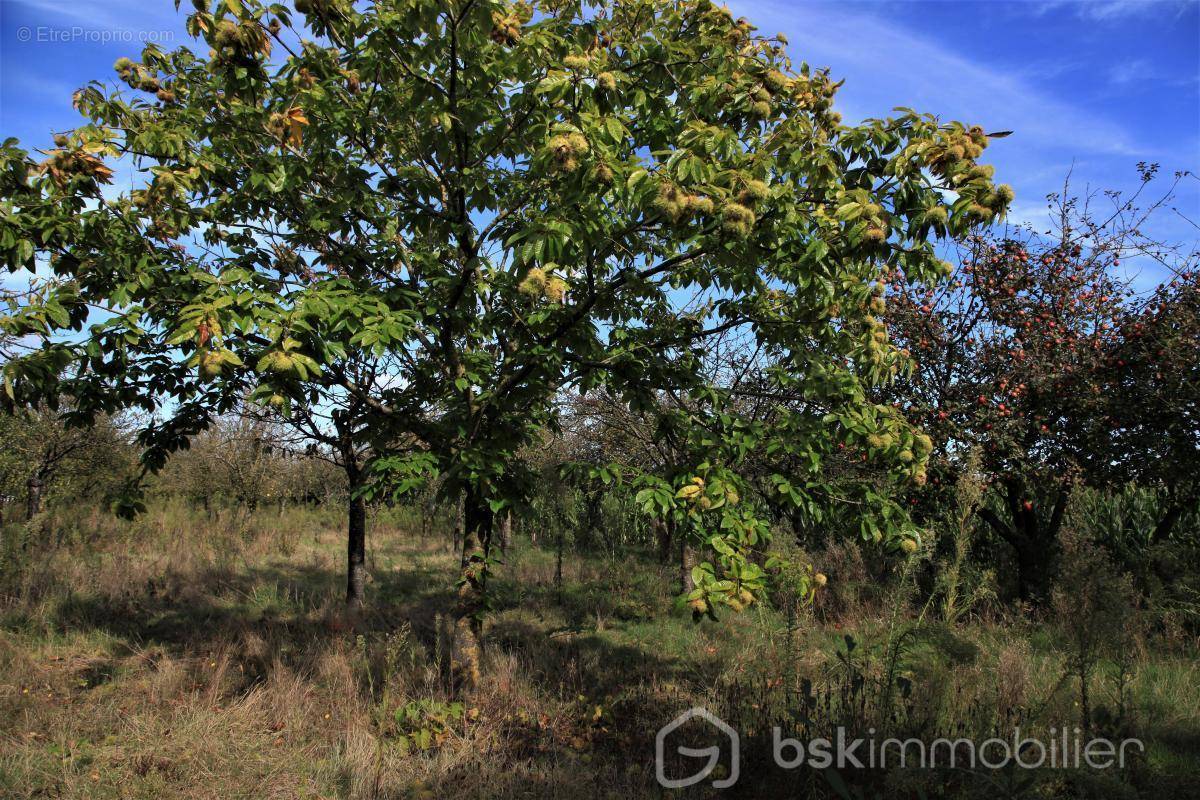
655 707 1144 790
655 707 740 789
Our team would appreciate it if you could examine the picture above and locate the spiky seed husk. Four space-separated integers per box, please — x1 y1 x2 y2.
738 179 769 206
720 202 755 237
544 277 568 303
518 266 547 297
764 69 789 92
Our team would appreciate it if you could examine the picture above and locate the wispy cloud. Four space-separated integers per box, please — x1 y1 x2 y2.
8 0 181 32
1012 57 1087 83
1031 0 1194 22
3 70 83 110
1109 58 1157 87
1107 58 1199 90
734 0 1147 158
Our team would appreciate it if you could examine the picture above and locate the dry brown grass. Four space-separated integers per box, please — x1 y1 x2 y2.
1 504 1198 799
0 507 699 799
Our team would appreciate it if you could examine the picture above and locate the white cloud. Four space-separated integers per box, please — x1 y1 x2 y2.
1108 58 1199 89
1109 58 1156 87
1031 0 1193 22
9 0 181 30
732 0 1148 158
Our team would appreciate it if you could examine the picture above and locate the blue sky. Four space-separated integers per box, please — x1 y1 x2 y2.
1 0 1197 288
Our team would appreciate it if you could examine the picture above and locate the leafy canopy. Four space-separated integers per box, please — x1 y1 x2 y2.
0 0 1007 609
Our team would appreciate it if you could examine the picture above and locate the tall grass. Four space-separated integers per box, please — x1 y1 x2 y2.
0 501 1196 798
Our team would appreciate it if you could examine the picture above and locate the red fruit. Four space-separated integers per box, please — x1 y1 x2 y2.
1022 500 1033 512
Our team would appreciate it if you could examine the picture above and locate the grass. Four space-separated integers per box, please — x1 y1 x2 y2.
0 503 1198 798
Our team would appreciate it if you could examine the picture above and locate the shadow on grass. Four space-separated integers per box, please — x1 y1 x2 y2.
4 540 1196 800
27 543 699 690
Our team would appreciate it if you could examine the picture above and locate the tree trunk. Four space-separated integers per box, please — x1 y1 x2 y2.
345 462 367 609
26 476 43 520
555 526 564 603
451 493 464 553
977 480 1068 604
655 517 672 564
1013 541 1058 603
498 512 512 553
450 485 492 693
583 490 603 550
1152 501 1185 544
421 494 434 540
680 531 696 595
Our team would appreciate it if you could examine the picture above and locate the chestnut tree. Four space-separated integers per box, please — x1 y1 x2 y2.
0 0 1006 687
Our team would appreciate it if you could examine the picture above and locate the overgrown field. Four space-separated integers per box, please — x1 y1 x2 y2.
1 504 1197 799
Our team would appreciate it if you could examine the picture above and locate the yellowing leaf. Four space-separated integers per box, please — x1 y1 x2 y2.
285 107 308 148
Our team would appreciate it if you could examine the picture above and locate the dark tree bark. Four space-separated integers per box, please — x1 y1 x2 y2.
579 489 604 550
25 476 43 520
497 512 512 553
977 479 1070 603
1151 499 1188 544
344 456 367 609
680 529 696 595
555 526 564 602
450 485 492 692
452 493 464 553
655 517 672 564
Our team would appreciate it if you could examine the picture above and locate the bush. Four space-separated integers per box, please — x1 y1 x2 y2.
1052 527 1140 735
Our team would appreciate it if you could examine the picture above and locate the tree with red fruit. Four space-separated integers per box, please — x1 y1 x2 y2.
885 171 1187 601
1098 267 1200 543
